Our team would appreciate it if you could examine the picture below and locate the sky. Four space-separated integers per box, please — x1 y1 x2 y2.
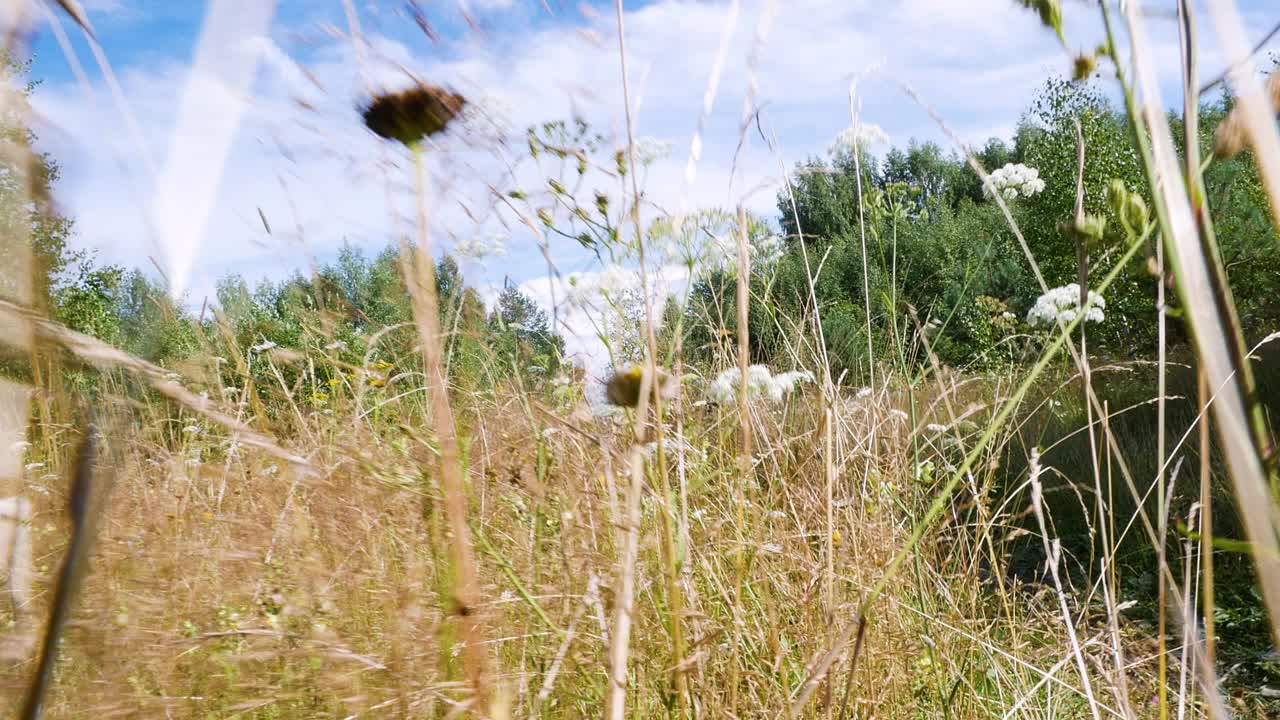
16 0 1279 368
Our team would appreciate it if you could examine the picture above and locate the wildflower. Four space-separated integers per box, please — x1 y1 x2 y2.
1026 284 1105 328
250 339 277 353
985 163 1045 200
707 365 812 405
362 83 467 146
24 462 44 471
856 386 872 399
605 364 677 407
453 233 508 261
634 137 673 165
701 233 785 275
830 122 890 155
924 423 948 434
596 264 639 299
182 425 201 434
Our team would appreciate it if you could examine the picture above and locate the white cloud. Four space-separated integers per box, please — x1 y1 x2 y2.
28 0 1277 325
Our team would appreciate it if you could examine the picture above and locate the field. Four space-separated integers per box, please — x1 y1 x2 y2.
2 1 1280 718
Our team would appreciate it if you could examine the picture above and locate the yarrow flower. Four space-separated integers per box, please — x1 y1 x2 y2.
702 233 785 275
634 137 674 166
1026 283 1106 328
985 163 1046 200
707 365 814 405
830 122 890 155
452 233 508 261
565 264 640 309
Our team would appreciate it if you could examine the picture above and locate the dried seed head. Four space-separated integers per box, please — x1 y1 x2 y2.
1072 54 1096 82
1214 70 1280 159
362 83 467 146
604 365 676 408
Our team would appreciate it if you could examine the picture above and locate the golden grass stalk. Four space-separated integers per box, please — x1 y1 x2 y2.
612 0 688 713
399 142 494 714
1118 1 1280 655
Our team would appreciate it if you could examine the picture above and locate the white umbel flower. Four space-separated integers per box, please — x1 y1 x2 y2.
986 163 1046 200
1026 283 1105 328
453 233 508 261
707 365 813 405
830 122 890 154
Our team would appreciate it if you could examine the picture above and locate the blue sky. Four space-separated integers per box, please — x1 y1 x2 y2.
20 0 1278 365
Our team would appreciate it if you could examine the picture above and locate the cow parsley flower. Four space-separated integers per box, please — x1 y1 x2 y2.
702 233 786 275
1026 283 1105 328
707 365 813 405
565 264 641 309
453 233 508 261
596 264 639 299
986 163 1046 200
634 137 674 166
830 122 890 154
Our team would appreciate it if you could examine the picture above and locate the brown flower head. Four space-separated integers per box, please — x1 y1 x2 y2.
362 83 467 146
604 364 677 408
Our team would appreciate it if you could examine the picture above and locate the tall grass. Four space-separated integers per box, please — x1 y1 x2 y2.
2 1 1279 718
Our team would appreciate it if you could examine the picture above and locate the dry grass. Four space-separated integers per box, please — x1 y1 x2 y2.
0 359 1201 718
2 0 1279 718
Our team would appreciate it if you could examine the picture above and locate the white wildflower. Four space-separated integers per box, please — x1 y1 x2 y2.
693 231 785 277
182 425 200 434
634 137 674 165
250 339 277 353
565 275 595 309
856 386 873 399
566 264 639 309
924 423 948 434
830 122 890 155
453 233 509 261
986 163 1045 200
1026 284 1106 328
23 462 43 471
707 365 812 405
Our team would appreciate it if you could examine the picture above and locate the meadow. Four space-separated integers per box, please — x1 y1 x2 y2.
1 1 1280 718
